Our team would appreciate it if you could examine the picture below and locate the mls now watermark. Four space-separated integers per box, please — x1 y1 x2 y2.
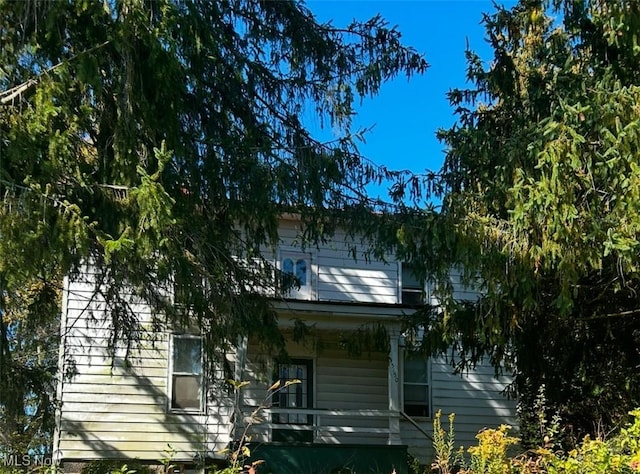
2 454 60 468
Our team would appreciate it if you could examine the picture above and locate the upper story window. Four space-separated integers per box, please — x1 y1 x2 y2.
403 352 431 418
170 334 203 411
282 257 308 287
401 264 424 305
280 251 313 300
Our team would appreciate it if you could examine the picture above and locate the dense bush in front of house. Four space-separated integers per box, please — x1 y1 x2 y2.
428 409 640 474
80 459 157 474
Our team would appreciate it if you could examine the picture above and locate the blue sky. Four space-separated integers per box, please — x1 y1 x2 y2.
305 0 517 204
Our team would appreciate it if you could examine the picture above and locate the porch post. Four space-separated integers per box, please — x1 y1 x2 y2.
231 336 248 442
388 332 401 445
234 336 247 382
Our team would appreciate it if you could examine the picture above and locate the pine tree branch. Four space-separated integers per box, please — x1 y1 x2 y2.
0 41 110 106
586 308 640 320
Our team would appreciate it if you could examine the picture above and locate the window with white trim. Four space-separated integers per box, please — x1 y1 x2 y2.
170 334 203 411
401 264 424 305
280 251 312 300
403 352 430 418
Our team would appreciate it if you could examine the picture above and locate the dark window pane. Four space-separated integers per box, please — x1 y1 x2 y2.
173 337 202 374
282 258 294 275
273 360 312 426
402 266 421 289
404 403 430 417
404 385 429 403
402 265 423 304
172 375 201 409
404 358 428 383
295 259 307 286
404 353 430 417
402 289 423 305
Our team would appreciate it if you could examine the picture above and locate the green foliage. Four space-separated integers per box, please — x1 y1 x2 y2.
80 460 155 474
402 0 640 439
340 322 390 357
535 410 640 473
0 278 60 458
435 409 640 474
517 385 562 450
0 0 426 455
463 426 518 474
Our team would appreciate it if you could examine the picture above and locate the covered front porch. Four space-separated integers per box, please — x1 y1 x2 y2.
234 301 421 473
239 405 410 473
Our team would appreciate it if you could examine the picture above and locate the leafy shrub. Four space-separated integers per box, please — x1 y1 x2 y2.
461 425 519 474
517 385 563 450
432 409 640 474
0 468 23 474
533 408 640 473
80 460 156 474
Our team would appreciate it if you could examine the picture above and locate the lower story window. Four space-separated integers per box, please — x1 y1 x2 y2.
403 353 430 417
171 334 203 411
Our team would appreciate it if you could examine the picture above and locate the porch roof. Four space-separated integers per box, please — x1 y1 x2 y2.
272 299 414 331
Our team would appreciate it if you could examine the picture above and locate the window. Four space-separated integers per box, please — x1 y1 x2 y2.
401 264 424 305
280 251 312 300
173 268 200 312
272 359 313 442
173 271 187 305
282 258 308 286
403 352 430 418
170 334 203 411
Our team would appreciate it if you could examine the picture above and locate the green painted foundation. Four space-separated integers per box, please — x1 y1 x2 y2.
247 443 409 474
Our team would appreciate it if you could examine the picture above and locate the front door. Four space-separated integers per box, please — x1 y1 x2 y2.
272 359 313 443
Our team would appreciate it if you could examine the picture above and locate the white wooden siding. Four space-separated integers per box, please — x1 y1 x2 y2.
401 356 517 464
241 340 391 445
315 347 389 444
55 274 234 463
276 219 399 304
448 268 482 302
55 222 517 467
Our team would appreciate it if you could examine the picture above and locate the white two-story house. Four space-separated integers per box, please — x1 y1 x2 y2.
53 216 516 474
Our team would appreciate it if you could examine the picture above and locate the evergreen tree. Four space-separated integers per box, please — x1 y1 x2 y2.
403 0 640 443
0 0 426 454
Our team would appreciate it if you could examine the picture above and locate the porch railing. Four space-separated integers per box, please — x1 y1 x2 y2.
241 407 402 444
